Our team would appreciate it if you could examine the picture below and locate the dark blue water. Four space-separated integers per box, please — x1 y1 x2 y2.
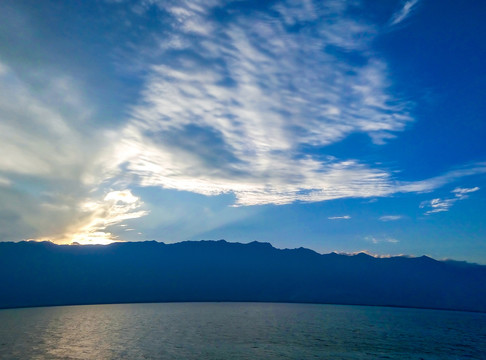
0 303 485 359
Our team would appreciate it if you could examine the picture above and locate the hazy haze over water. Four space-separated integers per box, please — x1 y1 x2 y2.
0 303 485 359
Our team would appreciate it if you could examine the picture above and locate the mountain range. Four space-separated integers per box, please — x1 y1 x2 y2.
1 240 485 312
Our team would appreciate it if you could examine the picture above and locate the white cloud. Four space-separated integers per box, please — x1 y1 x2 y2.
420 186 480 215
379 215 403 221
420 198 454 214
39 190 148 245
390 0 420 26
0 61 151 244
116 0 414 206
397 165 486 194
365 236 400 244
328 215 351 220
94 0 482 208
0 64 87 178
339 250 405 258
452 186 480 197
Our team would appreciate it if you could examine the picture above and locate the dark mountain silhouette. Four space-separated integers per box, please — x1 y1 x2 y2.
1 240 485 312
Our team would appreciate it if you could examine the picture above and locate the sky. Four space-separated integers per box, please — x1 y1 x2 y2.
0 0 485 263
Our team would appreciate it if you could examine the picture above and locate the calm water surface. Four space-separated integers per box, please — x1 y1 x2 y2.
0 302 485 359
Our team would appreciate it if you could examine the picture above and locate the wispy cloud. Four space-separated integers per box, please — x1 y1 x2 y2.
92 0 483 208
389 0 420 26
420 198 454 214
114 0 414 206
0 61 149 244
328 215 351 220
420 187 480 215
365 236 400 244
339 250 405 258
452 187 480 197
39 190 148 245
0 63 90 179
398 164 486 194
379 215 403 222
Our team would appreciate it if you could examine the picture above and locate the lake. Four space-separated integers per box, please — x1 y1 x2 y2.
0 302 485 359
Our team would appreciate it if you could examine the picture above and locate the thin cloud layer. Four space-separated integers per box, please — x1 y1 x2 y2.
328 216 352 220
365 236 400 244
397 164 486 194
63 190 148 245
379 215 403 222
390 0 420 26
117 0 413 205
420 187 480 215
0 63 87 178
0 62 145 243
99 0 484 207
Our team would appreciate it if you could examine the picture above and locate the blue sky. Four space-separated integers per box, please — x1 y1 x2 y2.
1 0 485 263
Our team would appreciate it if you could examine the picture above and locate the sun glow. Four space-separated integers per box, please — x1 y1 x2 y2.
37 190 149 245
70 232 118 245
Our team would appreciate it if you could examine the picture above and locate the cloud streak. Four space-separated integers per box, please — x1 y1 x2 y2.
0 63 88 178
420 187 480 215
390 0 420 26
365 236 400 244
68 190 148 245
379 215 403 222
328 216 351 220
